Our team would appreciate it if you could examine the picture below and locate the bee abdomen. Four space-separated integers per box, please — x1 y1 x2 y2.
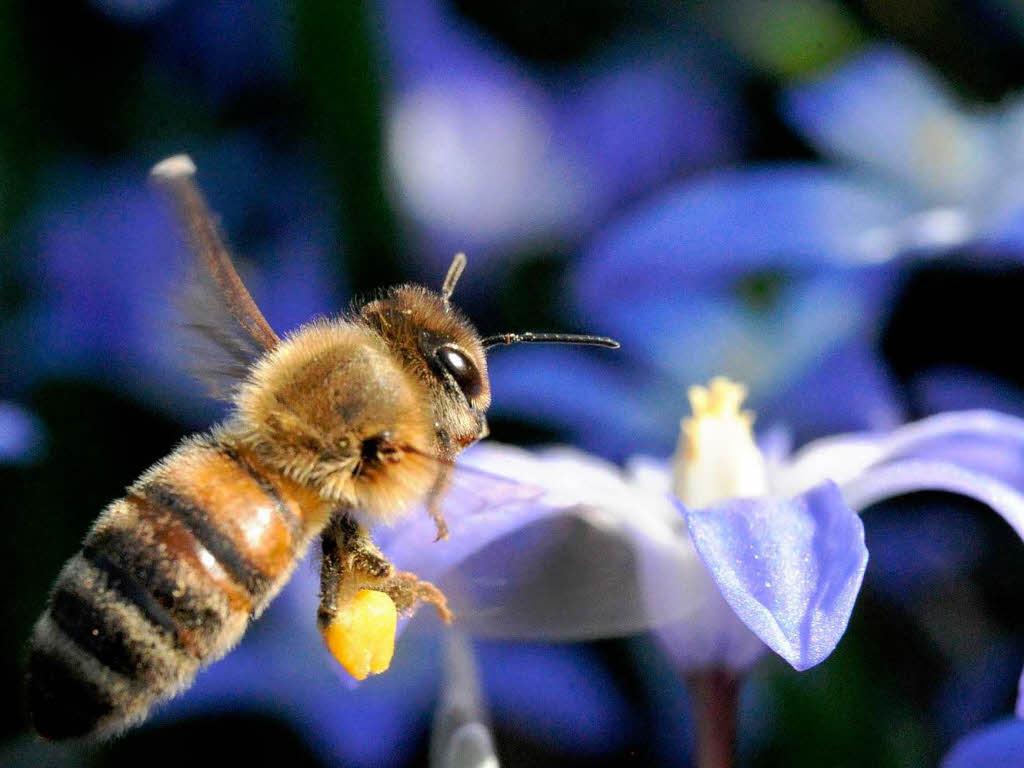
28 552 200 739
28 436 319 740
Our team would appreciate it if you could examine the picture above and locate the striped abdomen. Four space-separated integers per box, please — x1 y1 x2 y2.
28 436 328 739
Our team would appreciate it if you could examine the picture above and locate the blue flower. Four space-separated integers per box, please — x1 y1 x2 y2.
942 718 1024 768
489 44 1024 456
398 379 1024 680
783 45 1024 254
0 400 46 465
375 0 741 276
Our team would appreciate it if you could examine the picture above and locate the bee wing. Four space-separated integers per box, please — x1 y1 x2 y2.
383 455 705 642
150 155 280 397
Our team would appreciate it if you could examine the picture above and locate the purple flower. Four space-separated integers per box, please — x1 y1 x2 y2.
374 0 740 276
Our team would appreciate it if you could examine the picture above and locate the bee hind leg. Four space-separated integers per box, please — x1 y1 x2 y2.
317 514 452 679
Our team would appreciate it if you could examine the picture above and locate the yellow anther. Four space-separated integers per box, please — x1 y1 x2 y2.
674 377 768 508
322 589 398 680
688 377 749 419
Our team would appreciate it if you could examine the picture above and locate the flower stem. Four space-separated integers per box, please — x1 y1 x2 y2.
688 667 739 768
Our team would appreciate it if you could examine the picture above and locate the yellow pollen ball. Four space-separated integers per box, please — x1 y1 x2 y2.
323 589 398 680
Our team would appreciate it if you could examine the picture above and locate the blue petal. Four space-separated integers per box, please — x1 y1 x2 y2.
557 55 739 215
782 44 981 204
652 566 767 674
575 165 911 306
759 337 905 439
684 481 868 670
942 719 1024 768
842 457 1024 543
1018 665 1024 719
385 443 703 640
576 257 901 441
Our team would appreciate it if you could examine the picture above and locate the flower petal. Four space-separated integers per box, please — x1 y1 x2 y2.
653 566 767 674
757 336 904 440
1018 666 1023 718
385 443 704 640
942 718 1024 768
782 44 995 204
840 458 1024 543
778 409 1024 500
557 56 738 214
685 481 868 670
574 166 911 305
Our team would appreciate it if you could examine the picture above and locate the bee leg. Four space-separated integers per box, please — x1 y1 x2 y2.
318 514 400 680
425 463 452 542
317 515 453 679
317 515 391 630
381 570 453 623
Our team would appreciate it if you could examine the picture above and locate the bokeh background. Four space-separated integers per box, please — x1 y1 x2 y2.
2 0 1024 765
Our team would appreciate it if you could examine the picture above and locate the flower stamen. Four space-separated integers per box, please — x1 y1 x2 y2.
674 377 768 508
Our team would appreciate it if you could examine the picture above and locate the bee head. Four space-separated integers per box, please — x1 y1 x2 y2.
359 255 490 459
359 254 619 461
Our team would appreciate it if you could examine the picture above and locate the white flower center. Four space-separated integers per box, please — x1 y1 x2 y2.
672 377 769 508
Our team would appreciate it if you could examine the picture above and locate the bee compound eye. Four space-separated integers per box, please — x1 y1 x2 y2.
436 345 483 401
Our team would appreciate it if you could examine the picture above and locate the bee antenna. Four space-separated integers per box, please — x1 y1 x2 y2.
481 332 620 350
441 252 467 305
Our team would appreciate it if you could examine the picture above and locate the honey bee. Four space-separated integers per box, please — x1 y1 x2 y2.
26 155 618 740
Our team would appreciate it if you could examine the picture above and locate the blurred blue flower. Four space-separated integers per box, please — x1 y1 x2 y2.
375 0 741 278
943 718 1024 768
784 45 1024 255
490 44 1024 457
0 400 46 465
150 0 290 101
488 193 906 458
6 139 342 424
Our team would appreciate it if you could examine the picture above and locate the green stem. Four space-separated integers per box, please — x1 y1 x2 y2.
688 667 739 768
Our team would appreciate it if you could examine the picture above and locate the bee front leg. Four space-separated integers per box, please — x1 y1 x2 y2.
426 463 452 542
